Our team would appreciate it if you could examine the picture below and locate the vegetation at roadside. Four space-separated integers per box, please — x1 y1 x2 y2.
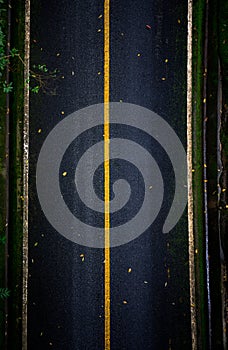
1 0 58 95
0 1 9 348
1 0 59 348
1 48 59 95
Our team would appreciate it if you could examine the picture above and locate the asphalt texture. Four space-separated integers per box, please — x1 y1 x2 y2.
29 1 191 349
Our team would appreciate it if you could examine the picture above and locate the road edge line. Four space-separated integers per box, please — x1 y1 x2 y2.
22 0 30 349
187 1 197 349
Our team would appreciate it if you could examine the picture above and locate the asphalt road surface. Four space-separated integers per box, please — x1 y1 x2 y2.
29 0 191 349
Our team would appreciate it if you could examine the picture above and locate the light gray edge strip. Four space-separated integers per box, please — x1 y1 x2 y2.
22 0 30 349
187 1 197 349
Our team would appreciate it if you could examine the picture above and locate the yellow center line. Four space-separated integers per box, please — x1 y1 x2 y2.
104 1 110 349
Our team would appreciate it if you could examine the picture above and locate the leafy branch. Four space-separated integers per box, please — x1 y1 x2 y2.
0 48 59 94
28 63 59 94
0 288 10 300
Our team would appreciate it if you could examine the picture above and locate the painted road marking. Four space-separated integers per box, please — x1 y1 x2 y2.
104 0 111 349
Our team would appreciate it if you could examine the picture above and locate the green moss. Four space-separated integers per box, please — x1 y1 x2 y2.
6 1 24 348
0 0 8 348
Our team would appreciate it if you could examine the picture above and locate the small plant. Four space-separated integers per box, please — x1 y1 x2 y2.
10 47 18 57
0 288 10 300
0 235 10 300
33 63 48 73
0 234 6 245
30 85 40 94
3 80 13 93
